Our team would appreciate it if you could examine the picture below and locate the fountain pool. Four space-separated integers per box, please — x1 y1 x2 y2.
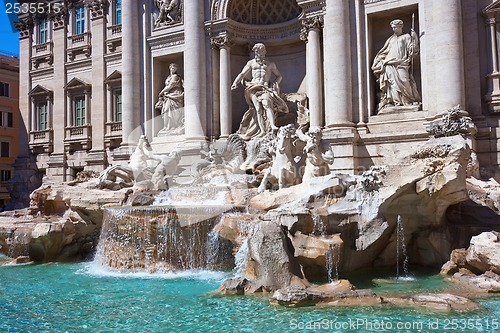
1 261 499 332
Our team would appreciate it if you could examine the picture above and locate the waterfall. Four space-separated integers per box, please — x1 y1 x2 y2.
233 240 249 277
94 206 234 273
7 230 30 258
396 215 409 278
312 214 327 236
325 244 340 283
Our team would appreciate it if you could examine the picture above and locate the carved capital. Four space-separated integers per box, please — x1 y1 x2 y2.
487 17 496 25
85 0 108 19
14 16 34 39
300 16 323 42
211 35 231 50
49 7 69 30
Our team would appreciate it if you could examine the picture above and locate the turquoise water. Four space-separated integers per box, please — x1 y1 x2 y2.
0 262 499 333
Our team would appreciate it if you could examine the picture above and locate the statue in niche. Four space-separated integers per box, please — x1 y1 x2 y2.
297 126 334 182
231 43 289 140
371 19 421 113
154 0 181 27
155 63 185 136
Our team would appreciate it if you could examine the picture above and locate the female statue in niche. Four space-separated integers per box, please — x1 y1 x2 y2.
155 63 184 136
372 19 421 112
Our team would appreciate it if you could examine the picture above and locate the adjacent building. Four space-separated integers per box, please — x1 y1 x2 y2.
0 54 20 208
13 0 500 187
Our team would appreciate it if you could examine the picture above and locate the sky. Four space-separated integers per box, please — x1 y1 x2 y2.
0 1 20 57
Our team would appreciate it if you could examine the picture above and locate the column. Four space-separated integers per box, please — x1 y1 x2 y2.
183 0 207 140
47 96 53 131
14 17 33 158
210 44 220 138
488 17 500 96
66 93 72 126
31 98 36 131
430 0 464 111
121 0 141 145
323 0 353 127
89 1 106 151
85 89 91 125
212 36 232 138
301 16 323 128
106 87 112 125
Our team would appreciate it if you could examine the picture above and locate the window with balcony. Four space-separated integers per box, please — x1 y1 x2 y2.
75 6 86 35
36 102 48 131
38 17 49 44
114 89 122 122
74 96 86 126
115 0 122 25
0 82 9 97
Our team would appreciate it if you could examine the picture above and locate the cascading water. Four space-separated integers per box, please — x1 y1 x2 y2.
325 244 340 283
233 240 249 277
93 205 235 273
396 215 410 279
312 214 327 236
7 230 31 258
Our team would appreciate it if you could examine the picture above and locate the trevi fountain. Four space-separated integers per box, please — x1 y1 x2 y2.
2 0 500 331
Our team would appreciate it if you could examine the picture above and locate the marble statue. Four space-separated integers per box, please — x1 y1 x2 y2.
154 0 181 27
155 63 185 136
148 149 181 190
97 136 181 190
232 43 289 140
257 124 299 193
371 19 421 112
297 126 334 182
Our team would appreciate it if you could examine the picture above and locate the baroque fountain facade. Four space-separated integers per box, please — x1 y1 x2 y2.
3 0 500 307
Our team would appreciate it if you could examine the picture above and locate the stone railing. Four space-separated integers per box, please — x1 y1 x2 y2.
64 124 92 151
67 32 92 60
31 41 53 69
104 121 122 148
106 25 122 52
29 129 54 154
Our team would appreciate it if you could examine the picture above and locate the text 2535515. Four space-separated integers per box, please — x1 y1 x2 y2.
5 1 63 15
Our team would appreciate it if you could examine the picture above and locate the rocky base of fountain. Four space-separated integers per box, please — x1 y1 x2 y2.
0 135 499 312
440 231 500 293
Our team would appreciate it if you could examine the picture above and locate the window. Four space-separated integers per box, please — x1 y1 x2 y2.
75 6 85 35
114 90 122 122
0 142 9 158
115 0 122 25
39 17 49 44
0 82 9 97
74 96 86 126
37 102 48 130
0 112 13 128
0 170 11 182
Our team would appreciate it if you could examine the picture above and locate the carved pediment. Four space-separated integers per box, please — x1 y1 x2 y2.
104 70 122 84
29 85 53 98
483 0 500 16
65 77 91 91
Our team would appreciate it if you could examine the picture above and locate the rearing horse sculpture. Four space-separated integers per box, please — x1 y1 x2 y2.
257 124 300 193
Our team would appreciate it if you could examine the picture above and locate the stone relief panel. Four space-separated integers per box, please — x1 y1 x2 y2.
154 0 182 28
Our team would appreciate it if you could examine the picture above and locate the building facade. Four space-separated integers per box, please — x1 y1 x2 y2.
0 54 20 208
13 0 500 185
